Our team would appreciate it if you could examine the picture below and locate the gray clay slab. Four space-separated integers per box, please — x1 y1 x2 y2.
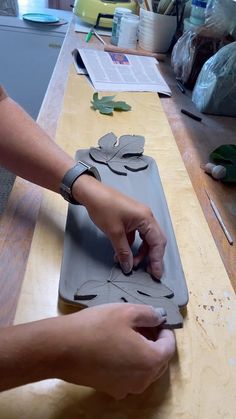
59 144 188 325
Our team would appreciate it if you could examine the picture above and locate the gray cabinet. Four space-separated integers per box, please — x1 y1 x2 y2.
0 11 71 119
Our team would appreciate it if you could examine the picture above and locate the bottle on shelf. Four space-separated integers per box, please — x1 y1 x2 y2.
190 0 208 26
111 7 133 46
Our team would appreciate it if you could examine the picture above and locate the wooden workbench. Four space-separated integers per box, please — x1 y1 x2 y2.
0 18 236 417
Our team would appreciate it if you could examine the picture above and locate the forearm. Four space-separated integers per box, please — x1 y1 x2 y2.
0 89 105 207
0 318 60 391
0 305 175 397
0 92 74 193
0 88 166 278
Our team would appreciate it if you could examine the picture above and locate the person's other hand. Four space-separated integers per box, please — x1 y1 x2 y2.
53 303 176 399
73 176 167 279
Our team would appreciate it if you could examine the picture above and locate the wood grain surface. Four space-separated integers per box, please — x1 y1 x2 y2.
0 180 41 326
0 68 235 418
159 61 236 289
0 17 235 332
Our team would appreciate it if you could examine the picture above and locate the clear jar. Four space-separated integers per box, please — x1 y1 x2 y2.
190 0 208 26
111 7 132 46
118 14 139 49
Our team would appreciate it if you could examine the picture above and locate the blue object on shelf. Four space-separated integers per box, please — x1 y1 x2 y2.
22 13 60 24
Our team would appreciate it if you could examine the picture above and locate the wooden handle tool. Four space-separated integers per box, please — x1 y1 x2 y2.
92 30 165 61
103 44 165 61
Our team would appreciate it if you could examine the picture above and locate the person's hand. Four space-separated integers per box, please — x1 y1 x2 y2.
73 176 167 279
53 303 176 399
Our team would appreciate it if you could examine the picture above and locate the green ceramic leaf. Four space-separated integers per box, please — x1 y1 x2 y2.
113 101 132 111
93 92 116 104
96 105 114 115
210 144 236 183
91 93 131 115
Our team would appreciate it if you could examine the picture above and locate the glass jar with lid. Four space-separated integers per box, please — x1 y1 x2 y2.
111 7 133 46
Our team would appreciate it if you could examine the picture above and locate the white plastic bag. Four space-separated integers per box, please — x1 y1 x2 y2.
192 42 236 116
171 27 227 88
205 0 236 38
171 29 196 84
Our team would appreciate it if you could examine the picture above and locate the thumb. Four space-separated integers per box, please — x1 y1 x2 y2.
110 231 133 274
130 304 167 328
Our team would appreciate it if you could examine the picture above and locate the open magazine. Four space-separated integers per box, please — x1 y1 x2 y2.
72 48 171 96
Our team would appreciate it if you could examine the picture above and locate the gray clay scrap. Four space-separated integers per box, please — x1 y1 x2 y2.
59 133 188 328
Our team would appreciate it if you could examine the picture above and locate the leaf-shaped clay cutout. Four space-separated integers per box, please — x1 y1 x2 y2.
74 278 182 328
153 297 183 328
111 267 174 299
89 147 107 164
116 135 145 157
98 132 117 150
74 268 174 303
107 160 129 175
90 133 118 164
89 133 148 176
124 156 148 172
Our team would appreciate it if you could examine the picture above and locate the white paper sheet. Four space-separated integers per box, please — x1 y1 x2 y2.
73 48 171 95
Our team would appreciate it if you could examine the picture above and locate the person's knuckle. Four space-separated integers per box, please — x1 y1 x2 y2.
117 248 131 260
109 225 124 239
115 303 135 322
125 304 138 319
142 205 153 220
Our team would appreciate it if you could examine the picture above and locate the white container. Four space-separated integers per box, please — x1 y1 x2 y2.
111 7 132 46
118 14 139 49
139 8 177 53
183 17 200 32
190 0 207 26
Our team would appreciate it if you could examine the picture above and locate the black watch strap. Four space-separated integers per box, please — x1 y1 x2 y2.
60 160 101 205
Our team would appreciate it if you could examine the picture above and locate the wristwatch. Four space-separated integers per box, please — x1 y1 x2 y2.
60 160 101 204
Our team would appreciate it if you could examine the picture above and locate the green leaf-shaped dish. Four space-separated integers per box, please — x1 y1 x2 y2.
91 93 131 115
210 144 236 182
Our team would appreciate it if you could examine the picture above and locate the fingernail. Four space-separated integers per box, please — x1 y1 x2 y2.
151 262 164 280
121 262 132 274
154 307 167 317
